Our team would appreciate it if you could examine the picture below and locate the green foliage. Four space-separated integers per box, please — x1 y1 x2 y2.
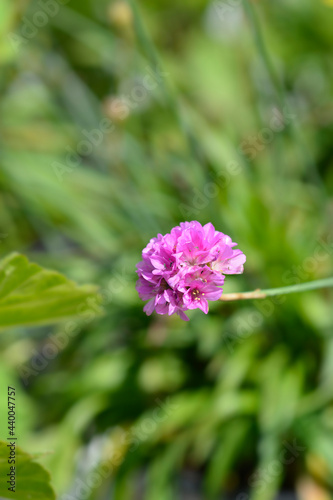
0 440 55 500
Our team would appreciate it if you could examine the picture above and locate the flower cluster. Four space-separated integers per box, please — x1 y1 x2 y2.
136 221 246 321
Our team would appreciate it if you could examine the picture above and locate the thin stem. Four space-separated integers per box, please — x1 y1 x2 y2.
220 277 333 302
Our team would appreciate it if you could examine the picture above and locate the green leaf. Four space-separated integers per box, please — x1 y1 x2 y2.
0 440 55 500
0 253 102 330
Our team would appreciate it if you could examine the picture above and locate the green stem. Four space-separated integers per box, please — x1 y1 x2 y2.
220 277 333 301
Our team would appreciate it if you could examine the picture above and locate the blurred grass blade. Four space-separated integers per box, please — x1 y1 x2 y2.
205 419 251 498
250 435 282 500
127 0 208 169
243 0 324 189
243 0 284 105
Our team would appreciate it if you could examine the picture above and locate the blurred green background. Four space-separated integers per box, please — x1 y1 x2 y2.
1 0 333 498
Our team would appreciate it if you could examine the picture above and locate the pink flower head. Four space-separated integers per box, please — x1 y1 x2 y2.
136 221 246 320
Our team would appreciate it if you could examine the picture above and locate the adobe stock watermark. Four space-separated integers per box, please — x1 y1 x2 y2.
7 0 71 52
19 265 132 385
52 65 168 183
52 117 115 183
179 160 242 218
222 233 333 353
282 233 333 285
236 439 306 499
221 295 285 354
60 397 179 500
179 107 295 218
239 107 296 161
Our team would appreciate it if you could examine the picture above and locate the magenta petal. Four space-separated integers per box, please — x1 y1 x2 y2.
177 310 190 321
136 221 245 321
143 299 155 316
198 299 209 314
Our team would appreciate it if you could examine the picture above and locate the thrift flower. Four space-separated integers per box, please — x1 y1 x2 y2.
136 221 246 320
